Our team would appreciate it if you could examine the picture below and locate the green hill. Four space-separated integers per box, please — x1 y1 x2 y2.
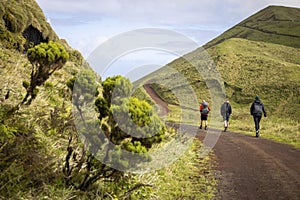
137 6 300 146
204 5 300 49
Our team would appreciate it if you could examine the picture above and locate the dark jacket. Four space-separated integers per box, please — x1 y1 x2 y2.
250 100 267 117
221 102 232 117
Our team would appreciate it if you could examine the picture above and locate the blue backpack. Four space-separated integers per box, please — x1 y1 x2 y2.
201 103 209 114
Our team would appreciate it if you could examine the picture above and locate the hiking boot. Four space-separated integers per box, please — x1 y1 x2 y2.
199 125 202 129
204 126 207 130
256 130 260 137
224 127 227 132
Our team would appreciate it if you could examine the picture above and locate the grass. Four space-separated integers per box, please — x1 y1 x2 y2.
230 115 300 148
148 140 217 199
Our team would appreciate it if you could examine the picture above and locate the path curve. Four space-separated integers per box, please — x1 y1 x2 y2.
143 84 169 116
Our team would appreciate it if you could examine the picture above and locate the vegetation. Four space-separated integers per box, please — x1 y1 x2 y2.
22 41 69 104
1 1 299 199
0 1 215 198
0 0 58 51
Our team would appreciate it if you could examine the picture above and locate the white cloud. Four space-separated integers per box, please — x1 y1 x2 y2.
35 0 300 58
36 0 300 25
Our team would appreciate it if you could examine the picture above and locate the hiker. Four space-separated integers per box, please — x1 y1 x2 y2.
220 100 232 132
250 96 267 137
199 100 210 130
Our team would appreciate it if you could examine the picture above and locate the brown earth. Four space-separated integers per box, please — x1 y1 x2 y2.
143 84 169 116
201 130 300 200
144 84 300 200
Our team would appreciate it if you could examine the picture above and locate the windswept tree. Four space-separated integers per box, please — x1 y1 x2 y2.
95 76 165 168
64 75 166 191
22 41 69 104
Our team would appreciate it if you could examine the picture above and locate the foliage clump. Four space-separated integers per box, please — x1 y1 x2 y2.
22 41 69 104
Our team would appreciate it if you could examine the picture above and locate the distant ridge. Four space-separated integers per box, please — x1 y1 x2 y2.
204 6 300 49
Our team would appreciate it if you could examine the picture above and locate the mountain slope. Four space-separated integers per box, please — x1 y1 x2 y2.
204 6 300 49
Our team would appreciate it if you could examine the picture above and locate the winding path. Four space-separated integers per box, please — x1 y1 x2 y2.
144 84 300 200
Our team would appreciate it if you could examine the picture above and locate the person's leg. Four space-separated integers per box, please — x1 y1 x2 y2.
227 114 230 126
223 116 226 131
204 120 208 130
200 115 208 130
200 115 203 129
254 116 261 137
254 116 258 131
257 116 262 137
257 116 261 130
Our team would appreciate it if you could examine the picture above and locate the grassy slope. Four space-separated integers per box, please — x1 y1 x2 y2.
210 38 300 147
136 6 300 147
204 5 300 49
209 38 300 115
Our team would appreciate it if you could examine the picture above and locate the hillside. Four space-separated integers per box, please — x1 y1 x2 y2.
204 5 300 49
0 0 86 198
0 0 85 104
136 5 300 146
0 0 58 50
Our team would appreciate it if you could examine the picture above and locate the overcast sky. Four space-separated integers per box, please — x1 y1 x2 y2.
35 0 300 80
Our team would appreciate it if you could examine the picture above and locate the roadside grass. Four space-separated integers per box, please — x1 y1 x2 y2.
159 99 300 148
167 104 199 125
13 130 218 200
230 115 300 148
149 139 217 199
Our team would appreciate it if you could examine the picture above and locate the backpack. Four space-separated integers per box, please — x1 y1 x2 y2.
201 103 209 114
253 103 263 115
224 103 229 113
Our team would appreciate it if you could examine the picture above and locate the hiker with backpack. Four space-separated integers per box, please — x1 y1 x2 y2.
250 96 267 137
220 100 232 132
199 100 210 130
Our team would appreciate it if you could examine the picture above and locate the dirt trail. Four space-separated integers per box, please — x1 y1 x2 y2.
143 84 169 116
204 130 300 200
144 84 300 200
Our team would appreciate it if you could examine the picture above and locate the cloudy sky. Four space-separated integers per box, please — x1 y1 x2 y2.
35 0 300 80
